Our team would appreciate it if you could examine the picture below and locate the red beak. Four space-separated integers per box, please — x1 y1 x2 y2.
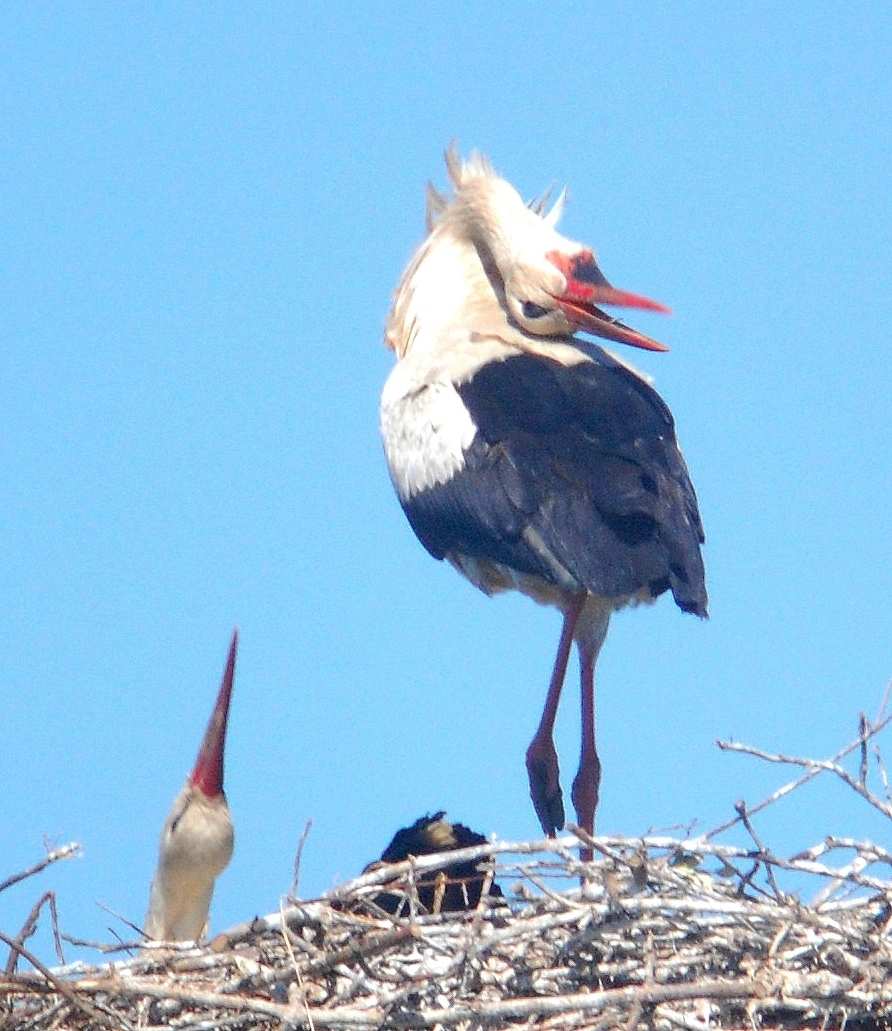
190 629 238 798
547 250 670 352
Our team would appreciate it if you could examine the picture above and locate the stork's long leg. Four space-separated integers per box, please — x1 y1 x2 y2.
525 594 585 836
571 612 609 862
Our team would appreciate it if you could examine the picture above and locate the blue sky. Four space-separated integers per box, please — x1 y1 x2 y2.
4 3 892 962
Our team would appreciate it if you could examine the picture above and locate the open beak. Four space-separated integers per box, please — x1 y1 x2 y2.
190 628 238 798
546 249 670 352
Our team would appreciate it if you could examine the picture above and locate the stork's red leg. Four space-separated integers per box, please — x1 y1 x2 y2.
525 595 585 836
571 615 608 862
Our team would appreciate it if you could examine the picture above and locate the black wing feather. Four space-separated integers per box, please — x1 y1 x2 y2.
403 351 707 617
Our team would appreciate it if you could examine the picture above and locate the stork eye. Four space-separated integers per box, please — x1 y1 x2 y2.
522 301 550 319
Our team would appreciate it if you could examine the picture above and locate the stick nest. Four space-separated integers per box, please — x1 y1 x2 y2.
5 705 892 1030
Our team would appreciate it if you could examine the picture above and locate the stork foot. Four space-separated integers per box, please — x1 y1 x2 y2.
526 739 565 836
571 758 601 862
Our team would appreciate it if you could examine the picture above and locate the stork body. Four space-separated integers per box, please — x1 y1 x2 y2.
381 150 706 845
144 630 237 941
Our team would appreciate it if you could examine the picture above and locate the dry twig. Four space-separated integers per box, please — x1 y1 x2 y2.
4 893 63 975
711 708 892 837
0 843 81 895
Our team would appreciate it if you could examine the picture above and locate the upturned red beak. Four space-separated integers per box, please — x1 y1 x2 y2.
547 249 670 352
190 629 238 798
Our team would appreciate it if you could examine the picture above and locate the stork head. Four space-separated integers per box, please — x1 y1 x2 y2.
432 147 670 352
505 247 670 352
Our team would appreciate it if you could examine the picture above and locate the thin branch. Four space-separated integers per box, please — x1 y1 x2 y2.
792 836 892 863
710 709 892 837
290 818 313 901
718 739 892 821
859 712 870 786
4 892 63 975
734 799 783 901
0 842 81 894
811 852 872 908
95 898 148 940
60 934 142 954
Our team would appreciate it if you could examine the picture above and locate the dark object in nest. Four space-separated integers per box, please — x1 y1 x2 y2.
368 811 504 914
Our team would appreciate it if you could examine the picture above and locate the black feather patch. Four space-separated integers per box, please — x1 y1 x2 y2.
401 351 707 616
367 812 503 915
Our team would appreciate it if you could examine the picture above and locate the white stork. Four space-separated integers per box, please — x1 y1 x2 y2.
380 149 706 849
144 630 237 941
